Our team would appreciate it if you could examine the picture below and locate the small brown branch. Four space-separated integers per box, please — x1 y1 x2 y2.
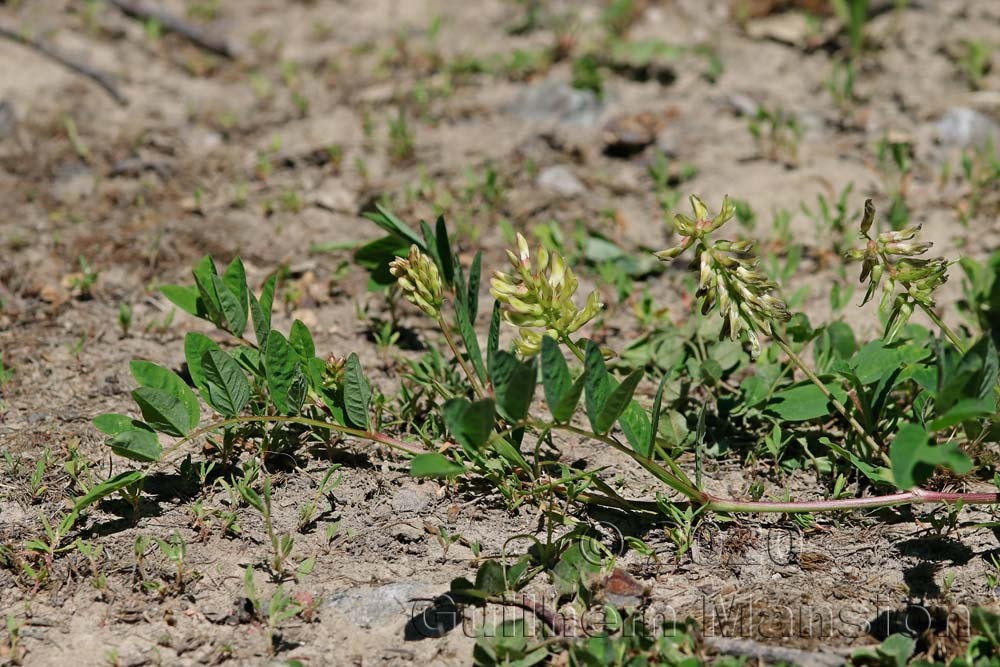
490 595 567 636
107 0 235 59
0 25 128 106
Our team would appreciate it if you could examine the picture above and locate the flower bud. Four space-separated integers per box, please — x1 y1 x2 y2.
389 245 443 317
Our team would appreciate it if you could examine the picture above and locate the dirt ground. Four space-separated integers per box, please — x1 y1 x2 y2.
2 0 1000 665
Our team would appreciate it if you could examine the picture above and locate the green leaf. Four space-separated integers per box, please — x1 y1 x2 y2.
264 331 303 414
160 284 201 317
201 349 251 417
109 428 162 462
73 470 144 513
364 203 425 247
585 341 645 435
846 339 931 385
971 607 1000 647
184 332 220 394
647 373 670 455
354 235 411 288
767 382 848 422
541 336 571 414
595 370 643 434
443 398 495 452
410 452 466 479
93 413 135 436
890 423 973 490
487 301 500 377
249 275 276 346
474 560 507 596
467 251 482 323
191 255 222 324
930 398 997 431
876 634 915 667
289 319 315 361
343 353 371 430
132 387 191 437
456 300 487 384
814 321 857 372
584 341 612 432
434 215 455 286
823 438 893 486
222 257 249 334
211 273 247 338
936 335 999 414
492 351 536 422
618 399 651 454
130 361 199 432
552 373 586 424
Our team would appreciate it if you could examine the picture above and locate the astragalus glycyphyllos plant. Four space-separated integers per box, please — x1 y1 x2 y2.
77 193 1000 539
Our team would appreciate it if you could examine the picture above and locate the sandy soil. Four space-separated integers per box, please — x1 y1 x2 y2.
2 0 1000 665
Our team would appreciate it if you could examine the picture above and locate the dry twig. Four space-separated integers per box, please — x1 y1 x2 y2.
107 0 235 59
0 25 128 106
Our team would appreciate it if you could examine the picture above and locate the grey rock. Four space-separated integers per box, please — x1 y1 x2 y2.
537 165 585 197
326 582 433 628
655 130 678 159
51 162 95 203
511 79 604 127
0 101 14 140
391 487 432 514
724 93 760 117
393 523 424 543
934 107 1000 150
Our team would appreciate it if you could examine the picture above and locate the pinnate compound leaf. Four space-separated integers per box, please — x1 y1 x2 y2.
410 453 466 479
343 353 371 430
201 349 251 417
492 351 536 422
890 423 972 490
443 398 495 452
